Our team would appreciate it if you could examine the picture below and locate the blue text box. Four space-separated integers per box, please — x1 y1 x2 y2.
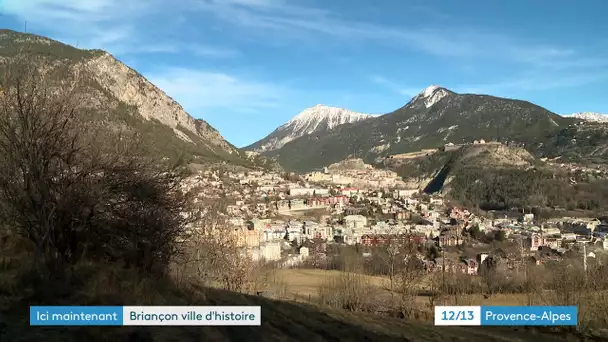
30 306 123 326
481 306 577 326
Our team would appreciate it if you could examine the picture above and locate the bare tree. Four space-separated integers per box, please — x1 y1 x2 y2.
175 202 260 292
379 243 400 300
425 271 443 309
318 257 378 313
392 242 425 318
0 59 193 276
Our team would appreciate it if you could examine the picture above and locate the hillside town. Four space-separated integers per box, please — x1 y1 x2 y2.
184 160 608 277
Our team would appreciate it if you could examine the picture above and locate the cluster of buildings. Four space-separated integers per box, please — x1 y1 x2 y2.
183 163 608 275
303 158 407 189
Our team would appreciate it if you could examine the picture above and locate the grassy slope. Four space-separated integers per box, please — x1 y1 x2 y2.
1 287 581 342
0 237 589 342
0 243 580 342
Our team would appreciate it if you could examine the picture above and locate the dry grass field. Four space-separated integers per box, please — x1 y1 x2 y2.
272 268 533 308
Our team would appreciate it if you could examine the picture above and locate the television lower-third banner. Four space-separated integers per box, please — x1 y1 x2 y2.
30 306 262 326
435 305 577 326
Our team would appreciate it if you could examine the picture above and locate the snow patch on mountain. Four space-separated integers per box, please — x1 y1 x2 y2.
250 105 375 152
407 85 451 109
422 85 440 97
568 112 608 123
285 104 373 133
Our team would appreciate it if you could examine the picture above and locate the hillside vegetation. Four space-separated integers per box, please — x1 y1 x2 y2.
386 144 608 213
264 87 574 172
534 122 608 164
0 29 256 167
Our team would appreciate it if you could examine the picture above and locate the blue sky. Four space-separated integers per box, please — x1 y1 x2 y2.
1 0 608 147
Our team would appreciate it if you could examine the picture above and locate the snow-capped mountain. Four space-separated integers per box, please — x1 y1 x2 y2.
264 85 569 172
405 85 453 109
568 112 608 123
245 105 375 152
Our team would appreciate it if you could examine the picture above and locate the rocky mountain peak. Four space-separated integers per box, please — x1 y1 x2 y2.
246 105 374 153
286 105 372 128
82 53 235 152
421 85 442 97
407 85 453 109
0 29 249 165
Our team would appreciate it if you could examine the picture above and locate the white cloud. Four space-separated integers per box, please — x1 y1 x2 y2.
399 88 424 97
370 76 391 85
190 46 241 58
371 75 422 98
146 68 288 114
373 68 608 97
4 0 150 51
7 0 601 69
2 0 240 58
193 1 594 64
6 0 607 113
457 71 608 95
215 0 287 8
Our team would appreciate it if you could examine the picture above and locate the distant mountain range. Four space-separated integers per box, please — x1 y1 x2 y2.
246 85 601 172
568 112 608 123
245 105 376 152
7 29 607 173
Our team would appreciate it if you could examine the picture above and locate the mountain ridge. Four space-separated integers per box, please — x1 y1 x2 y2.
245 104 375 152
82 51 237 153
568 112 608 123
0 29 252 166
258 85 575 172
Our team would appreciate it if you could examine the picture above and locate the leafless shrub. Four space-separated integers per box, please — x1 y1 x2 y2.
547 261 586 306
246 264 289 299
543 259 608 332
441 273 475 305
520 263 548 305
578 262 608 331
424 271 443 308
0 59 193 276
172 203 261 292
378 242 426 318
317 261 379 313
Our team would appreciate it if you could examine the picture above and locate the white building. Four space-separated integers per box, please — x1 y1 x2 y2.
542 227 561 236
394 189 418 199
343 232 361 245
258 242 282 261
289 188 329 196
561 233 577 241
344 215 367 229
430 197 444 205
340 188 360 197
